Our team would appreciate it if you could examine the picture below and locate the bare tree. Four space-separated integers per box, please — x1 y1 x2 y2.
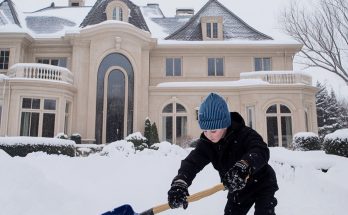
281 0 348 85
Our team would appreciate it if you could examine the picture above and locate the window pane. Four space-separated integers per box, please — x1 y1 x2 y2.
216 58 223 76
208 58 215 76
22 98 32 108
112 8 117 20
266 104 277 113
58 58 67 68
174 58 181 76
50 59 59 66
119 8 123 21
0 106 2 126
305 111 309 132
246 106 255 129
254 58 262 71
176 116 187 145
163 104 173 113
20 112 31 136
43 113 55 137
32 99 40 109
30 113 39 137
263 58 271 71
281 116 292 148
267 116 278 147
166 58 173 76
163 116 173 143
280 105 291 113
213 23 218 38
44 99 56 110
176 103 186 113
206 23 211 38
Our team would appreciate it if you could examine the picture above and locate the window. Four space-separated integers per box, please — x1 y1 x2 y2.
0 105 2 127
246 106 255 129
106 1 129 22
166 58 182 76
254 57 271 71
71 2 79 6
0 49 10 70
162 102 188 146
20 98 57 137
37 58 67 68
206 23 218 38
64 102 71 135
208 58 224 76
112 7 123 21
266 104 292 147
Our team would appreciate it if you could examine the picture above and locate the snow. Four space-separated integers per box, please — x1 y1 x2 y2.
156 79 269 88
325 129 348 141
0 136 348 215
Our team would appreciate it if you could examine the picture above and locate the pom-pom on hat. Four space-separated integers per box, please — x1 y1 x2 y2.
198 93 231 130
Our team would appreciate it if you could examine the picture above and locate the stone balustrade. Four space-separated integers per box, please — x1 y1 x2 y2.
8 63 73 84
240 71 312 85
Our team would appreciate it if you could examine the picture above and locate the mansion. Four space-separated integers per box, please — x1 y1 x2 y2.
0 0 318 146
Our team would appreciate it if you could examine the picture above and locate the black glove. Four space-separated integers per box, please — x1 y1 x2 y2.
168 179 189 209
222 160 250 193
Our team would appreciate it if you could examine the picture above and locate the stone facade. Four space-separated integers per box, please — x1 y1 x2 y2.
0 0 318 147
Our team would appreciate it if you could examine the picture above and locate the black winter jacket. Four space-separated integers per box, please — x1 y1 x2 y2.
174 112 278 202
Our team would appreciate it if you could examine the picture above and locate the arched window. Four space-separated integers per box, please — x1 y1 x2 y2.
266 104 293 147
112 7 123 21
162 102 188 145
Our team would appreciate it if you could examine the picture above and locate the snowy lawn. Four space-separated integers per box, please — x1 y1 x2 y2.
0 142 347 215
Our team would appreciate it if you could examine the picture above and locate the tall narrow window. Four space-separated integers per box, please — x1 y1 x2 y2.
112 7 123 21
254 57 271 71
206 22 218 38
208 58 224 76
162 102 188 146
246 106 255 129
166 58 182 76
0 49 10 70
64 102 71 135
266 104 292 147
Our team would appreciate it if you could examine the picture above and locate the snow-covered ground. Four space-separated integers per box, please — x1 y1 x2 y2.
0 140 347 215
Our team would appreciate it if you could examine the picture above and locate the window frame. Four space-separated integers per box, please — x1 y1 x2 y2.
19 97 57 137
254 57 272 71
0 49 10 70
165 57 182 76
207 57 224 76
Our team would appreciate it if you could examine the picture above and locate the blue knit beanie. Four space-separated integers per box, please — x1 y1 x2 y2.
198 93 231 130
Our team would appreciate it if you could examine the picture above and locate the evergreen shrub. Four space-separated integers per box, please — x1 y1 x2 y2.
323 129 348 157
292 132 321 151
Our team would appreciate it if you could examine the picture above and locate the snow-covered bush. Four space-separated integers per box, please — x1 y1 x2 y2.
100 140 135 157
75 144 103 157
55 133 69 139
0 137 75 157
323 129 348 157
125 132 148 151
292 132 321 151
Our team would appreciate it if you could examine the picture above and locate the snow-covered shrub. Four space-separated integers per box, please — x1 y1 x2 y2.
0 137 75 157
323 129 348 157
125 132 148 151
55 133 69 139
100 140 135 157
70 133 81 144
75 144 103 157
292 132 321 151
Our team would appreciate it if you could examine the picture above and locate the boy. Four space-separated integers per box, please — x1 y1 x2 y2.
167 93 278 215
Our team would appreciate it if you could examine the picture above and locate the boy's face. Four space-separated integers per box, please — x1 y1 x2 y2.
203 128 227 143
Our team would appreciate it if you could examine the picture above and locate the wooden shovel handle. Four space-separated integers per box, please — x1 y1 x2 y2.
152 183 225 214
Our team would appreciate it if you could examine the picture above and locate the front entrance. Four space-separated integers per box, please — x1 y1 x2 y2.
95 53 134 144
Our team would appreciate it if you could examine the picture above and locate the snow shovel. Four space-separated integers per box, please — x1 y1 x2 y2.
102 183 225 215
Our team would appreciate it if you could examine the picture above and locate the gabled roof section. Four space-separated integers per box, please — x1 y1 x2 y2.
0 0 21 26
80 0 149 32
165 0 272 41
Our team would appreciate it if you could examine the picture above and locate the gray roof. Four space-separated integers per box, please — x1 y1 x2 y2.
0 0 20 26
151 17 190 36
165 0 273 41
80 0 149 32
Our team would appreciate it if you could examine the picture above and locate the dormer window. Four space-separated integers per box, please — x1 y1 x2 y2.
112 7 123 21
201 16 223 40
106 0 129 22
69 0 85 7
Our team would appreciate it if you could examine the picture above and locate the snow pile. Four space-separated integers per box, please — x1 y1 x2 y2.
325 129 348 141
0 136 75 146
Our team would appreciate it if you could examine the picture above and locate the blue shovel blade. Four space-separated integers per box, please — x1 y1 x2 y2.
101 204 138 215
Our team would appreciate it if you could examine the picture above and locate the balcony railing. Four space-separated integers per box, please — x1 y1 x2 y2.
240 71 312 85
8 63 73 84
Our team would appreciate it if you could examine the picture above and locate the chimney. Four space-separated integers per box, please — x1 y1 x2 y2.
176 8 194 17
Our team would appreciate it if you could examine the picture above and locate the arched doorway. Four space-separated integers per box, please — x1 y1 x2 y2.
95 53 134 144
